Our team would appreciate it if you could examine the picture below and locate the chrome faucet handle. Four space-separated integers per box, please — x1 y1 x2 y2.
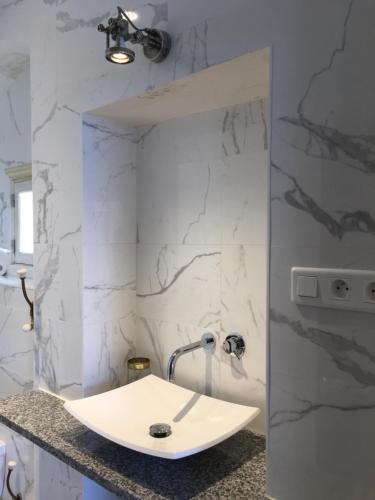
222 334 245 360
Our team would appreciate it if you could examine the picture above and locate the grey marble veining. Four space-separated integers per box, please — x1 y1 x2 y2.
136 251 222 298
270 308 375 387
0 0 374 498
56 10 111 33
7 89 21 135
0 52 28 79
32 101 57 143
272 162 375 240
0 389 266 500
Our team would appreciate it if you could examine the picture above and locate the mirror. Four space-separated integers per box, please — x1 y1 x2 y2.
0 42 32 276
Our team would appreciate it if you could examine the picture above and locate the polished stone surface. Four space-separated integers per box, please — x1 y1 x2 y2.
0 389 266 499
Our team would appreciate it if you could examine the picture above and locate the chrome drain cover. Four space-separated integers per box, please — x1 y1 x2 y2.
149 423 172 438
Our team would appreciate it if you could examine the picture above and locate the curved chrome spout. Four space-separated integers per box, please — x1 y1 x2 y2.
167 333 215 382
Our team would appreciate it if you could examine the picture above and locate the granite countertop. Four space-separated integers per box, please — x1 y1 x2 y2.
0 390 266 499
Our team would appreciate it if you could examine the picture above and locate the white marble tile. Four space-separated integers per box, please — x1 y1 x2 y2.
176 160 222 245
34 242 81 324
221 151 267 245
82 115 137 246
36 448 82 500
58 320 83 400
0 314 33 396
82 243 136 324
135 100 267 434
33 163 60 246
221 244 266 337
34 313 83 398
136 315 216 393
137 143 179 245
137 243 221 327
83 313 136 397
137 100 267 246
136 243 267 432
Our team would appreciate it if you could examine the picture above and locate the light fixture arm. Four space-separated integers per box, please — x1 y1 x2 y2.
117 6 142 31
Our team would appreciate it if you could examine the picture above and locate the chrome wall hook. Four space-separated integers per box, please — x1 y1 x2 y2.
16 268 34 332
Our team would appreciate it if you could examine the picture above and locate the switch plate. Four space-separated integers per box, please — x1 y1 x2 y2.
296 275 318 298
291 267 375 313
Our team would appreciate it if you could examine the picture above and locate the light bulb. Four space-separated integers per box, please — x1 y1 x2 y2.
110 52 130 63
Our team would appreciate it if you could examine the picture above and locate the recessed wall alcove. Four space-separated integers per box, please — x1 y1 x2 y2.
82 47 270 435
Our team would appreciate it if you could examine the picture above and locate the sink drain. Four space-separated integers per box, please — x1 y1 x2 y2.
149 423 172 438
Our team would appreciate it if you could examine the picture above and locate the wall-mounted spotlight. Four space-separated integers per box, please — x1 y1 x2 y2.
98 6 171 65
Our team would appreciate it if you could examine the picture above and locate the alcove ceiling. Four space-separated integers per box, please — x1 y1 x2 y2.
90 47 270 127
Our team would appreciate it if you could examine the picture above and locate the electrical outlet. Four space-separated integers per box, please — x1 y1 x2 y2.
291 267 375 313
364 281 375 303
330 278 350 300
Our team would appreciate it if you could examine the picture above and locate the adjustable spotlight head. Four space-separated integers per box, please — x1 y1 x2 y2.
98 6 171 65
105 43 135 64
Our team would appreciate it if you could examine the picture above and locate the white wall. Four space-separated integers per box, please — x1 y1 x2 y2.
0 0 373 499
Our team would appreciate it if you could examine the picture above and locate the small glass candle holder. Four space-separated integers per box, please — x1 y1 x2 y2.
127 357 151 383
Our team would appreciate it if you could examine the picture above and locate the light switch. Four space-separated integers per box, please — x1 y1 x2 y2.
297 275 318 298
292 267 375 313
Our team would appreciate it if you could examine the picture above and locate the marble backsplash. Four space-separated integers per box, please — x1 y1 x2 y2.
83 101 268 433
136 100 268 433
81 99 268 433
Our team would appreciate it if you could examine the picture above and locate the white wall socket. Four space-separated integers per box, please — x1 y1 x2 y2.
291 267 375 313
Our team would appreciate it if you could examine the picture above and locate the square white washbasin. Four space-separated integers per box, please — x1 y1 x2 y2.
64 375 260 459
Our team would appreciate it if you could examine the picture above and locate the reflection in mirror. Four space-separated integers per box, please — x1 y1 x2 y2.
17 185 33 256
0 42 31 275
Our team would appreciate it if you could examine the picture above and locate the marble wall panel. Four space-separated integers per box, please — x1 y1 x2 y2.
82 115 137 396
0 0 374 499
136 100 268 434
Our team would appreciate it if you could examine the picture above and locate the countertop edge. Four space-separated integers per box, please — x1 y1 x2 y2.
0 411 135 498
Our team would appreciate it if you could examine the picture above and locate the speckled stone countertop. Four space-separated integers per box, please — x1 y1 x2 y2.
0 390 266 499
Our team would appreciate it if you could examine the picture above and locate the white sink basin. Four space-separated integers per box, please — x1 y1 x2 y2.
64 375 260 459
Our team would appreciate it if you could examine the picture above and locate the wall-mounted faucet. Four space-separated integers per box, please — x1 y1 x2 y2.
167 333 215 383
